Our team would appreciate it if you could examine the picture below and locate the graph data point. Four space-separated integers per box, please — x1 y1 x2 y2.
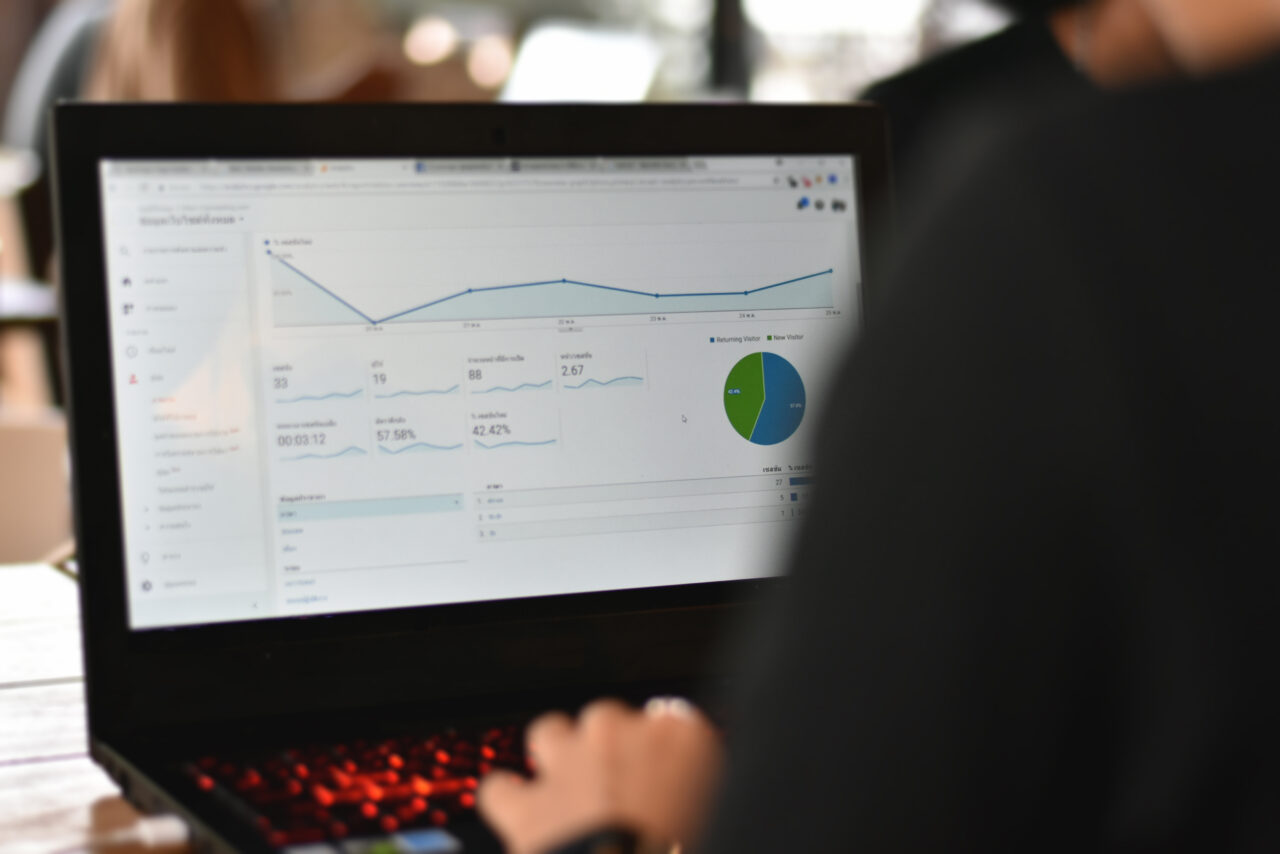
742 291 749 296
562 278 568 283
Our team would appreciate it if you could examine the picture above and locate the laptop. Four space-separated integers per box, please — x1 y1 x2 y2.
52 103 889 853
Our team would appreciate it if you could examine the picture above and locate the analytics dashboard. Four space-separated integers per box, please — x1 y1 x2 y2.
98 155 863 629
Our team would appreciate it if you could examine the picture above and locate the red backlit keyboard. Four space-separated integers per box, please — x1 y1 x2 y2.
185 724 524 851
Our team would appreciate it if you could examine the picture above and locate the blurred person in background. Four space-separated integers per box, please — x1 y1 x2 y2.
85 0 270 101
85 0 398 102
477 0 1280 851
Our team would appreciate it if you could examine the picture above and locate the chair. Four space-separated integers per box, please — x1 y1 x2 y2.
2 0 110 277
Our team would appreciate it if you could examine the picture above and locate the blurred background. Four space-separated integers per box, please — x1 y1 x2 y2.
0 0 1011 563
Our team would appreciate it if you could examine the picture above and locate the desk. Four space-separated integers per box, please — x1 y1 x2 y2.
0 563 187 853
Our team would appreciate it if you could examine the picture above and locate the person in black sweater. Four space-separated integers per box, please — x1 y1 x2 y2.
478 0 1280 850
864 0 1179 222
864 0 1085 198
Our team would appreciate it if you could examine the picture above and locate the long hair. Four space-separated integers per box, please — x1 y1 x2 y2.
85 0 272 101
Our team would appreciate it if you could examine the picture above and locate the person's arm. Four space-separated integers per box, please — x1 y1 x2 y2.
481 137 1131 852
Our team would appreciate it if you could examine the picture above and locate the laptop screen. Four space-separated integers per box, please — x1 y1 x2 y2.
97 155 862 630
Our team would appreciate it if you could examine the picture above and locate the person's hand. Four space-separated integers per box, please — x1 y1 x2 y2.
478 698 724 854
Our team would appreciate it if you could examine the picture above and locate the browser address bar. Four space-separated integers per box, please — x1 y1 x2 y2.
187 174 788 195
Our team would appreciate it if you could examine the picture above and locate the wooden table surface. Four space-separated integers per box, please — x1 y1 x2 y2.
0 562 185 854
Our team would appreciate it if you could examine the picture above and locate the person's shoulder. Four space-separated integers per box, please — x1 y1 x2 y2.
884 52 1280 339
989 52 1280 207
861 21 1061 107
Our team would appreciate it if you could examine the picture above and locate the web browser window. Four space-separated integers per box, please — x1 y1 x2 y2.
98 155 862 629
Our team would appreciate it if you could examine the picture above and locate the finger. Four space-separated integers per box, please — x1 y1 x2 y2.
476 770 533 841
576 699 639 766
479 767 608 854
525 710 574 771
643 695 699 720
577 698 633 735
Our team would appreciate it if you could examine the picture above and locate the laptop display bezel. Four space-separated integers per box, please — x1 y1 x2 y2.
53 103 890 740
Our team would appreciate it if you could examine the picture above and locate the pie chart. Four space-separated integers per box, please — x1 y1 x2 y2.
724 352 806 445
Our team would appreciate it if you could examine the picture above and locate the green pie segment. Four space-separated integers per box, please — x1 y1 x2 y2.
724 352 807 445
724 353 766 440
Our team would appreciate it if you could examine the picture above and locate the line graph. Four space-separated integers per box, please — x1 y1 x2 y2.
374 385 459 399
474 381 552 394
474 439 557 450
270 255 836 327
282 446 367 462
277 390 362 404
378 442 463 454
564 376 643 390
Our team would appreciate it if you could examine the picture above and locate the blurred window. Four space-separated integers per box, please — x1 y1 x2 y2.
745 0 1011 100
0 0 1016 130
369 0 1010 100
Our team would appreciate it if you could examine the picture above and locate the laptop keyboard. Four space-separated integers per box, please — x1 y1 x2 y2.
185 724 525 851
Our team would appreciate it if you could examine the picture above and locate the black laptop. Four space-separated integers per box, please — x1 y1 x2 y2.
52 103 889 853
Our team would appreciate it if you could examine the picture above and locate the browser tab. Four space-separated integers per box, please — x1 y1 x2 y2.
607 158 694 172
108 162 209 176
225 161 312 175
413 159 510 174
511 158 604 173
